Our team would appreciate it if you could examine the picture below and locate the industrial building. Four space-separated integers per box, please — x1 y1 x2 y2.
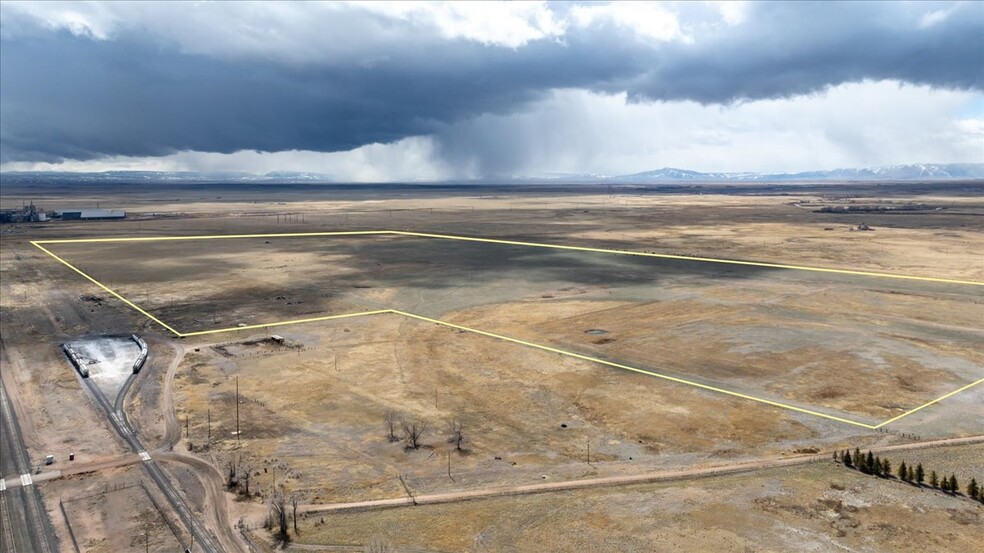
55 208 126 220
0 203 50 223
2 205 127 222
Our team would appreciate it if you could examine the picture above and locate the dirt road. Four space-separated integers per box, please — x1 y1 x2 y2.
150 340 250 553
154 451 247 553
301 434 984 514
156 339 185 451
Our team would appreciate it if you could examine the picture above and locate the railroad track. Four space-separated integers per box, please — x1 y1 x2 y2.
22 486 53 553
0 492 16 553
82 371 221 553
0 380 56 553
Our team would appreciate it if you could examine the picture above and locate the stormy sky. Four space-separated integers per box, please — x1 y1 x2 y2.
1 1 981 180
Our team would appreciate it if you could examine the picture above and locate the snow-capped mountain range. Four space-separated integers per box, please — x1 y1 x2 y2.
2 163 981 185
612 163 984 182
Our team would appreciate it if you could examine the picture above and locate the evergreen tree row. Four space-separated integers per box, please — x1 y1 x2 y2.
833 448 983 503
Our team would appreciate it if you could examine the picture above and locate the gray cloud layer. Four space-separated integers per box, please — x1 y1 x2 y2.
1 1 981 164
620 2 983 103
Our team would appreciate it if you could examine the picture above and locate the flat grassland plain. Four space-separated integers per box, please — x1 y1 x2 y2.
36 230 983 427
2 182 982 551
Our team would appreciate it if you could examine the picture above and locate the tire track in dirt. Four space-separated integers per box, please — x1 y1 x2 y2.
149 340 250 552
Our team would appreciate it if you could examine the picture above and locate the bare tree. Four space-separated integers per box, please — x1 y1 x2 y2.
447 418 465 452
365 535 393 553
384 411 400 443
240 458 255 496
269 488 290 544
225 455 240 490
290 493 301 535
401 418 427 450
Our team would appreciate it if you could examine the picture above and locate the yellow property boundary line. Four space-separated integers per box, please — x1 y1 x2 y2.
30 230 984 430
33 229 984 286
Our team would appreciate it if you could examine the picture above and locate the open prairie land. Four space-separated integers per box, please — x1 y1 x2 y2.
1 181 981 552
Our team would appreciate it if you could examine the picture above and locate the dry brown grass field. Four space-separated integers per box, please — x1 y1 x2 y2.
1 182 981 552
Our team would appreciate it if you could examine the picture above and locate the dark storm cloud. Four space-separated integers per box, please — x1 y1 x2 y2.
0 28 640 162
1 1 981 163
619 2 984 103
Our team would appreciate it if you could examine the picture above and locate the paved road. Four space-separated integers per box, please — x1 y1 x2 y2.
0 380 57 553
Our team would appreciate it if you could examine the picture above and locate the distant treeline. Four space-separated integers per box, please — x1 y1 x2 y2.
835 448 982 502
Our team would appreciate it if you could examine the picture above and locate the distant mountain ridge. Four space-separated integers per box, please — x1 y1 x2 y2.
614 163 984 182
2 163 982 184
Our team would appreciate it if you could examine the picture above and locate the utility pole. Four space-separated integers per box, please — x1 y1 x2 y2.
586 440 590 464
447 449 455 483
185 416 189 439
207 408 211 441
236 376 241 447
